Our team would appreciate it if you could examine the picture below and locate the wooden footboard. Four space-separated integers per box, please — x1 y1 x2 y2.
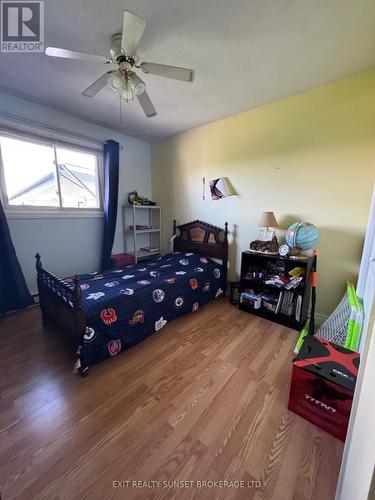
35 253 86 347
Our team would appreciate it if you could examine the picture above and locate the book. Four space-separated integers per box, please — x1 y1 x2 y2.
263 301 277 313
295 294 302 322
139 247 159 253
284 277 303 290
275 291 284 314
280 291 295 316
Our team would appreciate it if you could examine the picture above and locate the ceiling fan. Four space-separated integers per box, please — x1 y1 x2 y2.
45 10 195 118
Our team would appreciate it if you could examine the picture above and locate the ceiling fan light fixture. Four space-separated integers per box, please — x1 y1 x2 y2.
120 78 134 101
108 71 122 91
129 73 146 96
108 71 134 100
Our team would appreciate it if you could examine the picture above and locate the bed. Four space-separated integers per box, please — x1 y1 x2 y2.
35 219 229 376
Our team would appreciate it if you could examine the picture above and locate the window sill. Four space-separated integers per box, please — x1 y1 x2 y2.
5 210 104 219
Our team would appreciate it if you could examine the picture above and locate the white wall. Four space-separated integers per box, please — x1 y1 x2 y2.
0 91 151 294
335 306 375 500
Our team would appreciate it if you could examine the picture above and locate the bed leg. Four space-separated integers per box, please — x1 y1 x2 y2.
223 222 229 296
73 359 89 377
35 253 50 325
78 366 89 377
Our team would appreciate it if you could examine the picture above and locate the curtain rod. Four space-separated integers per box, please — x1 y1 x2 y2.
0 110 124 150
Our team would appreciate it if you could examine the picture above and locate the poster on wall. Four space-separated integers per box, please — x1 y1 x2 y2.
209 177 235 200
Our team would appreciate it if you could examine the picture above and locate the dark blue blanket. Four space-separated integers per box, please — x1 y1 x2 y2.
72 252 226 368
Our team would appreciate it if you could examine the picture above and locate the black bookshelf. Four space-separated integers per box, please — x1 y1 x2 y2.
239 251 313 331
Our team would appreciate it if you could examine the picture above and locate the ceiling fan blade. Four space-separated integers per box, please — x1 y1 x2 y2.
140 62 195 82
82 71 115 97
137 91 157 118
45 47 109 64
121 10 145 57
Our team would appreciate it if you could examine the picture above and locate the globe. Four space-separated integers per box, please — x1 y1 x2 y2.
285 221 319 251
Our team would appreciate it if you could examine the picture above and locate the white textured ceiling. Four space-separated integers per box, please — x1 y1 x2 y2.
0 0 375 142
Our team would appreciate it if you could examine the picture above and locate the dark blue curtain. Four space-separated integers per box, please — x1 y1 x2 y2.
0 199 33 314
101 140 120 270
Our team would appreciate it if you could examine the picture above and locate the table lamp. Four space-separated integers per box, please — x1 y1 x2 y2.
249 211 279 253
258 212 279 231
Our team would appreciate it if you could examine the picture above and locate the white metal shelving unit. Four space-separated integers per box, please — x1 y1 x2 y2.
123 204 162 263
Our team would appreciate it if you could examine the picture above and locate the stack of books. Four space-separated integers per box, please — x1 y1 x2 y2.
275 291 303 321
239 291 262 309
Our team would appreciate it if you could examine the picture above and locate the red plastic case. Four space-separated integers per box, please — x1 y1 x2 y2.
288 336 360 441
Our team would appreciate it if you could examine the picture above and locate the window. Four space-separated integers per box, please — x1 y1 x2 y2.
0 133 102 213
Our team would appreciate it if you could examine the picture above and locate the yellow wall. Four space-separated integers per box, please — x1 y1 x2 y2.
151 71 375 316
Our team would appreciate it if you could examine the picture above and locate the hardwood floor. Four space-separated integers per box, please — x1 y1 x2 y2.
0 299 343 500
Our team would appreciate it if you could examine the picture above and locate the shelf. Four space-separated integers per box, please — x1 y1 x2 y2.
239 250 313 332
123 203 161 264
239 302 302 330
126 228 161 234
241 277 304 292
137 249 160 258
124 205 161 209
242 250 311 264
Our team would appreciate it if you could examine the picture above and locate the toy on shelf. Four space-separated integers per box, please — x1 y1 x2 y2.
249 236 279 254
128 190 156 206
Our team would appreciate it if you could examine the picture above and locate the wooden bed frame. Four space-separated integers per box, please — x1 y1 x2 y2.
173 219 229 274
35 219 229 375
35 253 86 346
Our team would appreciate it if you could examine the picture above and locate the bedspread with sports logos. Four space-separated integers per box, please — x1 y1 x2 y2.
65 252 226 369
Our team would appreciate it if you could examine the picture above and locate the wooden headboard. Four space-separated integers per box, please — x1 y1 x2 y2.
173 219 229 272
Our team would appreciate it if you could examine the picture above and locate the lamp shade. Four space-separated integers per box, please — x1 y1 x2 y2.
258 211 278 228
210 177 236 200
